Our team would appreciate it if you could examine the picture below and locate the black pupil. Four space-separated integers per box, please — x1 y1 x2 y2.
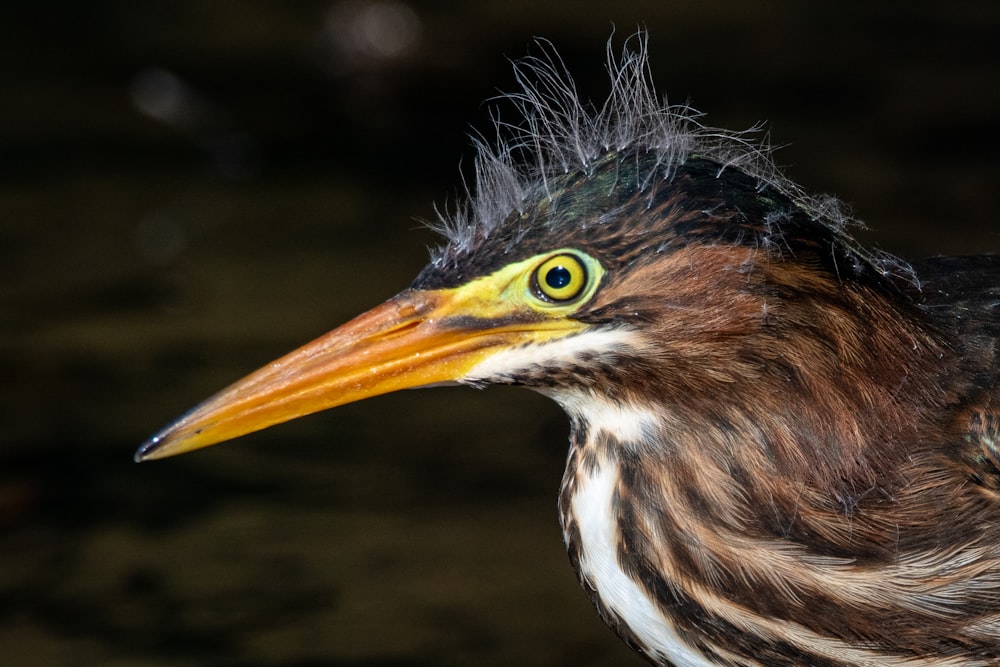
545 265 572 290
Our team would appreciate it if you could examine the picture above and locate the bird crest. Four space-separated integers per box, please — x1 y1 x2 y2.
426 31 917 292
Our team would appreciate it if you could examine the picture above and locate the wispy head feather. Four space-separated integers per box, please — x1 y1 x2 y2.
426 31 915 288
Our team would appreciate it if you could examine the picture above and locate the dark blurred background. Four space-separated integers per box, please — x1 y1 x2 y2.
2 2 998 665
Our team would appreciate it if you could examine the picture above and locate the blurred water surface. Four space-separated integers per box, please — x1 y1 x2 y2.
2 2 998 665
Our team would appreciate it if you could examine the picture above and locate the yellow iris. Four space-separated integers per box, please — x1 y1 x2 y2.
533 253 590 302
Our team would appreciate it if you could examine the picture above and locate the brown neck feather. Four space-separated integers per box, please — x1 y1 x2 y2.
558 245 1000 665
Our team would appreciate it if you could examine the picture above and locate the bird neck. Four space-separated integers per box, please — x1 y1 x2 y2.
551 269 998 664
554 387 997 666
557 399 720 666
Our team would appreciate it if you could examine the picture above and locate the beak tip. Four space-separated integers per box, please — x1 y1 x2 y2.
133 438 160 463
134 431 177 462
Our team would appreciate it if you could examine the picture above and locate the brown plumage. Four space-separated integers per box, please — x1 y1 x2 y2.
559 249 1000 665
138 34 1000 666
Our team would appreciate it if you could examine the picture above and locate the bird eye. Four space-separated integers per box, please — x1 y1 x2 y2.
532 253 589 303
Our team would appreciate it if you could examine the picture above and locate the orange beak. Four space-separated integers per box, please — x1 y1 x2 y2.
135 286 585 461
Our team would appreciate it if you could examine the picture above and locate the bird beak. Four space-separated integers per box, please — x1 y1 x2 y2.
136 287 583 461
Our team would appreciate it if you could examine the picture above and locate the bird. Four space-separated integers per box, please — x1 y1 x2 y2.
137 33 1000 667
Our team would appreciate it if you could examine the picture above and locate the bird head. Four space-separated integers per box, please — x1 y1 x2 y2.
136 34 919 469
